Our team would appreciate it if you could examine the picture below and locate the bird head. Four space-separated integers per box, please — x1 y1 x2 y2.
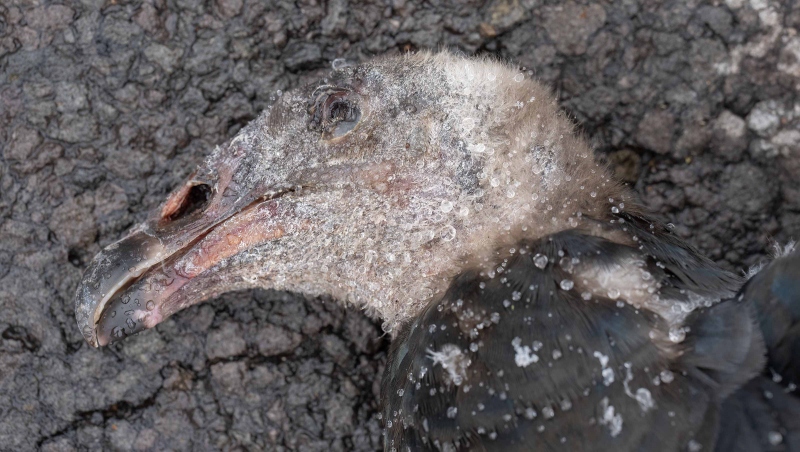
75 52 622 347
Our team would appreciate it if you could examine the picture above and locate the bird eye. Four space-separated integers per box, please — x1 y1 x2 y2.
308 87 362 138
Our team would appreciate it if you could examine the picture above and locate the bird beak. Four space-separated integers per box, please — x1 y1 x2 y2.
74 229 170 346
74 132 296 347
75 201 292 348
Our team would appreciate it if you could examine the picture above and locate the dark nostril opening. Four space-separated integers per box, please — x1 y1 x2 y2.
168 183 212 221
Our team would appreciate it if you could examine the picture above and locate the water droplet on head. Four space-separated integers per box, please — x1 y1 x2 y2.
121 295 130 304
559 279 574 291
461 117 476 132
112 326 124 339
533 254 548 269
331 58 350 70
146 300 155 311
126 318 136 329
513 73 524 82
440 225 457 242
590 191 597 198
110 310 116 318
440 200 453 213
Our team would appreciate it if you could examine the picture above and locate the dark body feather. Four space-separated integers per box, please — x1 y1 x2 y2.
381 214 799 451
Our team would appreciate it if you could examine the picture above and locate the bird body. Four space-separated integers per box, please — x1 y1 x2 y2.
73 52 800 451
382 226 766 450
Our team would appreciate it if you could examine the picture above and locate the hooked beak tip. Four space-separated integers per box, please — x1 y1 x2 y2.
73 230 167 348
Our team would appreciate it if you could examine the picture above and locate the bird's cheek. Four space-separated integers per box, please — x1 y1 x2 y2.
354 164 420 211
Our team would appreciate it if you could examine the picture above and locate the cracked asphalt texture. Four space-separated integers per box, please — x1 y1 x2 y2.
1 0 799 450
